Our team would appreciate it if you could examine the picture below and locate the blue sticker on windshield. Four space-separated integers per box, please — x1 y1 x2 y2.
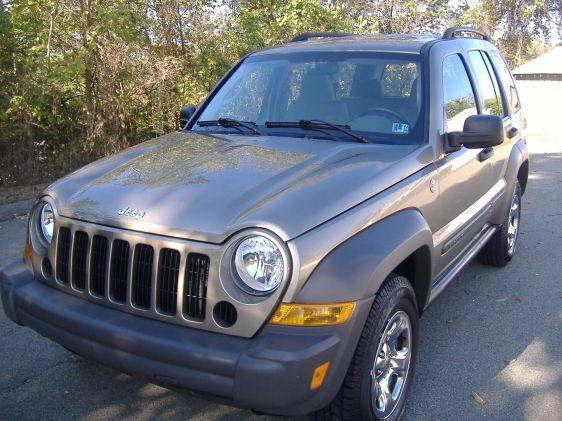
392 123 410 134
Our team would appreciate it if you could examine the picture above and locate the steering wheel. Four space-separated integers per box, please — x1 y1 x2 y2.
353 107 409 123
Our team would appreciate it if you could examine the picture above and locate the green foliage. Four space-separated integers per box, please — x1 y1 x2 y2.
0 0 559 185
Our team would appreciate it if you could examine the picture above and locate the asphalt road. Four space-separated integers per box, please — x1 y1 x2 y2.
1 147 561 421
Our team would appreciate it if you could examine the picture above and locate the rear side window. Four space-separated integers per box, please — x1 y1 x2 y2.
467 51 505 117
382 63 418 97
490 50 521 113
442 54 478 132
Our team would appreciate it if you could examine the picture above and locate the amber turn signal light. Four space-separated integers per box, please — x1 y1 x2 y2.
310 362 330 390
269 302 355 326
24 238 33 269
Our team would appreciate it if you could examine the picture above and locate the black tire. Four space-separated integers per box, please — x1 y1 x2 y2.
314 274 419 421
479 181 522 267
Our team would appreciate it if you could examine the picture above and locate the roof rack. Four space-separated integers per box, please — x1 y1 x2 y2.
443 26 491 41
290 32 356 43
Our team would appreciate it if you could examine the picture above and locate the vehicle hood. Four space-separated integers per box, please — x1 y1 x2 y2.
47 131 429 243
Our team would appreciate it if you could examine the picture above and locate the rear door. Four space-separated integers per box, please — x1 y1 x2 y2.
465 49 515 184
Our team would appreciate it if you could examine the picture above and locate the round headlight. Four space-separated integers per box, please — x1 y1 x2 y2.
233 235 285 295
39 202 54 244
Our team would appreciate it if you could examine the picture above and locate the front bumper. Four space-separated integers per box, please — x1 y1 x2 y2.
0 262 372 416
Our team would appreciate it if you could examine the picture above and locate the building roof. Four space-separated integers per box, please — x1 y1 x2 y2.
512 47 562 80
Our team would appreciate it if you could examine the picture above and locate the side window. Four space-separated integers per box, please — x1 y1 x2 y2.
442 54 478 132
467 51 504 117
490 50 521 113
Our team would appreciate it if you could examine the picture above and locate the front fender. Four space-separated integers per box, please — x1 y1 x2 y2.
295 209 434 304
491 139 529 224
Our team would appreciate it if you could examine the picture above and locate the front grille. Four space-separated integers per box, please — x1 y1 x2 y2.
90 235 108 296
53 227 210 322
132 244 154 309
184 253 209 320
72 231 89 290
110 239 130 303
157 248 180 314
56 227 71 284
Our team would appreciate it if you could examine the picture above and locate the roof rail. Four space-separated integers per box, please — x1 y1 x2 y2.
290 32 356 43
443 26 491 42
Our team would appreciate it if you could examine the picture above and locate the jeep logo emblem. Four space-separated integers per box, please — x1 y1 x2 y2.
117 207 145 219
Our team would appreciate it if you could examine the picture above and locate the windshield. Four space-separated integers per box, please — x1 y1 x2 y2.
193 52 425 144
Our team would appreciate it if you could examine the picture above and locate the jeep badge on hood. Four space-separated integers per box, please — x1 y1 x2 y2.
117 206 145 219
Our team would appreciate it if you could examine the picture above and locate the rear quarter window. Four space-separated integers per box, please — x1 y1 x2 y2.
382 63 418 97
489 50 521 113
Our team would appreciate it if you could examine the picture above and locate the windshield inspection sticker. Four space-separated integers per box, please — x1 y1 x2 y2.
392 123 410 134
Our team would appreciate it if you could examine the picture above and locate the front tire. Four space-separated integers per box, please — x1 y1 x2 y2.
314 274 419 421
480 181 522 267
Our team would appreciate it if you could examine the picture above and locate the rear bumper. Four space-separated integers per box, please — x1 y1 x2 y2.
0 262 372 416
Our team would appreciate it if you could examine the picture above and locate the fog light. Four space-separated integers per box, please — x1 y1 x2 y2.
42 257 53 278
269 302 355 326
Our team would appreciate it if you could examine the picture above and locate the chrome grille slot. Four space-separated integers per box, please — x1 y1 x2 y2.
184 253 209 320
157 248 180 315
56 227 71 284
110 239 130 303
132 244 154 309
90 235 108 296
71 231 89 290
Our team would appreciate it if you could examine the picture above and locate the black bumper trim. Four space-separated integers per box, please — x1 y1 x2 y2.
1 262 373 416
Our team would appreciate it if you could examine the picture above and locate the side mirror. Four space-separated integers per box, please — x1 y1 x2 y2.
179 105 196 129
447 115 504 150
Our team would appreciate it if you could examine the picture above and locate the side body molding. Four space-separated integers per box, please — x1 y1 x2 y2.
295 209 434 305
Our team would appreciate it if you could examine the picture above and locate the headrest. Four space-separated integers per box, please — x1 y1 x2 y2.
298 71 336 102
356 78 382 100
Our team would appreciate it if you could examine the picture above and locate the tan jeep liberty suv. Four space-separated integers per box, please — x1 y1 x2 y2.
1 27 529 420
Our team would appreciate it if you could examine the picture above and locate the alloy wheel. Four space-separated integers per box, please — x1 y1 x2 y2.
507 190 521 255
370 310 412 419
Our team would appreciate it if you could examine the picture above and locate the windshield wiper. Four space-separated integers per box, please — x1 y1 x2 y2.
197 118 264 135
265 120 368 143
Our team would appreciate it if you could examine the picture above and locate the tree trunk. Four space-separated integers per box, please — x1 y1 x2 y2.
80 0 96 153
46 1 58 69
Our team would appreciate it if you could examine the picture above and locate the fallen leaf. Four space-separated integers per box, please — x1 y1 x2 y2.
495 297 508 303
471 391 485 406
447 319 455 324
515 297 523 303
504 358 516 366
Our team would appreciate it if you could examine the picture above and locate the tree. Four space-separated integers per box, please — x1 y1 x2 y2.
0 0 560 186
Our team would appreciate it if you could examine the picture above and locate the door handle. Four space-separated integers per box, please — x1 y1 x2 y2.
507 127 518 139
479 147 494 162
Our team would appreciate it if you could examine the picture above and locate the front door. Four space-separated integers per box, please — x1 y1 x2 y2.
433 53 500 276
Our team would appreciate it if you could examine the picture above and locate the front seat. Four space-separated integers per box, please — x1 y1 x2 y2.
286 70 348 125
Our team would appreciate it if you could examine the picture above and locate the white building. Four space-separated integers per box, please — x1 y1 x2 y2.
513 47 562 147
